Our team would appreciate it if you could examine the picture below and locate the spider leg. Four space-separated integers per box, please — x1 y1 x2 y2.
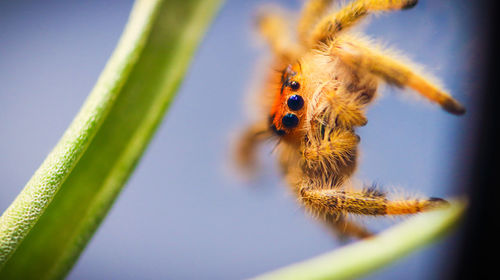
256 10 301 62
299 186 449 216
326 213 374 239
302 128 359 177
298 0 335 46
309 0 418 46
233 121 271 174
333 38 466 114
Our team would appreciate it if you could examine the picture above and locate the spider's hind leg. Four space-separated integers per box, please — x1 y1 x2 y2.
256 8 301 62
333 38 466 115
297 0 334 45
309 0 418 46
325 213 374 239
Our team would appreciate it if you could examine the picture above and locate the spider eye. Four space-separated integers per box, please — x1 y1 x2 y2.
289 80 300 91
282 113 299 128
287 95 304 111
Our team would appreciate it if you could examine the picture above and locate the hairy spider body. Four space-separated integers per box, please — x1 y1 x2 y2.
235 0 464 238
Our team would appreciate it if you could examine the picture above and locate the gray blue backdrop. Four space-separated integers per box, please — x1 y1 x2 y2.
0 0 481 279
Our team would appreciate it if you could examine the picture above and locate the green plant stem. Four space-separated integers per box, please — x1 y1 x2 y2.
252 201 465 280
0 0 221 279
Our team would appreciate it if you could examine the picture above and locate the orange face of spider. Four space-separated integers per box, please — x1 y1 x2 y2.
269 63 306 142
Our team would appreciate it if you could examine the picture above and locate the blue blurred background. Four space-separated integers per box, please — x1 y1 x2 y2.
0 0 481 279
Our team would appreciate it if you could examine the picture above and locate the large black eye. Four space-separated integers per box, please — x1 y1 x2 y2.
282 113 299 128
287 95 304 111
289 80 300 91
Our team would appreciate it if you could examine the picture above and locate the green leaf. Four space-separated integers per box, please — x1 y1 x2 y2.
0 0 221 279
252 201 466 280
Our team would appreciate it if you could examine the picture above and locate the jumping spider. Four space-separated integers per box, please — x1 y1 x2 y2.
234 0 465 238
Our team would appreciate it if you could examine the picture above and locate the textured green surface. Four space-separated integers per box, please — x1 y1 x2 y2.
0 0 221 278
253 201 465 280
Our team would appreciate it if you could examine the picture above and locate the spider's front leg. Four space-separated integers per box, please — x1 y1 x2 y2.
299 185 449 217
302 128 359 177
298 126 374 239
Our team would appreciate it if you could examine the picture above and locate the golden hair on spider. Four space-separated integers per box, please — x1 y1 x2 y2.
234 0 465 239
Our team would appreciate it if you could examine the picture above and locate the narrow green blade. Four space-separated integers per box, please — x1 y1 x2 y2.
0 0 221 279
252 201 465 280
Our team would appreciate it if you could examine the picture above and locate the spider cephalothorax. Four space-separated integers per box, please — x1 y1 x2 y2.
234 0 464 238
